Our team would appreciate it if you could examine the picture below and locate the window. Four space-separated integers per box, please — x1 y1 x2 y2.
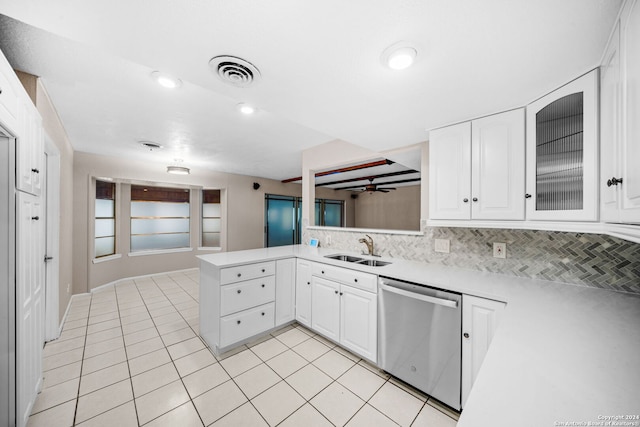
130 185 190 252
95 180 116 257
264 195 302 247
202 189 221 248
315 199 344 227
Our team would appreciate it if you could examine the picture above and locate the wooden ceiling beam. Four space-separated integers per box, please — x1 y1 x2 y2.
315 169 418 187
281 159 393 183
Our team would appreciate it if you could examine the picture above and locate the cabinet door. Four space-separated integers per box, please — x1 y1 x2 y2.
16 102 33 195
295 259 312 327
30 114 43 197
339 285 377 363
471 109 525 220
429 122 472 220
311 276 340 342
600 21 622 222
16 192 44 427
620 0 640 222
461 295 505 408
526 70 599 221
275 258 296 326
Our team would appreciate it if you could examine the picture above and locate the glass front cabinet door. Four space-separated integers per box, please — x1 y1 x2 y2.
525 70 599 221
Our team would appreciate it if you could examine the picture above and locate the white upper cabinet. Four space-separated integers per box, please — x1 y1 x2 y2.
429 110 525 221
526 70 599 221
601 21 622 222
0 49 19 132
619 0 640 222
471 109 526 220
429 122 472 220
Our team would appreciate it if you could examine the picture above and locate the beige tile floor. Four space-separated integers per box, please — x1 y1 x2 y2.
29 270 459 427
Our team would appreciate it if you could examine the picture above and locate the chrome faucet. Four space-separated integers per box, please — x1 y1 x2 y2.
359 234 374 256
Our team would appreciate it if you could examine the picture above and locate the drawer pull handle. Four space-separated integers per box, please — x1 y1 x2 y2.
31 216 39 221
237 273 242 277
237 290 241 294
237 320 241 325
307 281 310 285
261 284 265 288
354 278 358 283
261 268 265 273
321 270 325 274
261 312 265 316
31 168 40 174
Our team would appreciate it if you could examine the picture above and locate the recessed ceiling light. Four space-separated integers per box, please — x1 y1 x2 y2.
237 103 257 115
381 42 418 70
151 71 182 89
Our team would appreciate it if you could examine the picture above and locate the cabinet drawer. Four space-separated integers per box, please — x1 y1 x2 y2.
312 263 377 293
220 276 275 316
220 302 275 347
220 261 275 285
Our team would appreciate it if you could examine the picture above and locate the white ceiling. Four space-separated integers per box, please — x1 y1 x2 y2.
0 0 621 180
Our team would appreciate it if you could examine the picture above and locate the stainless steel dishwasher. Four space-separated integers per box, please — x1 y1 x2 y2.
378 276 462 410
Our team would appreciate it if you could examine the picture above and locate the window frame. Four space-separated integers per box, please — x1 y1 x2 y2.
94 179 116 259
201 188 223 249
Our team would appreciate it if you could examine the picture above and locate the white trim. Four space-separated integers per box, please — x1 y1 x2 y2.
44 133 60 342
603 223 640 244
427 219 606 234
90 267 199 293
307 226 423 236
56 293 89 337
127 247 193 257
92 253 122 264
197 247 222 251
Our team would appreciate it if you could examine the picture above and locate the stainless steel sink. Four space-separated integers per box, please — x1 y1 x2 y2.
324 254 391 267
356 259 391 267
324 254 364 263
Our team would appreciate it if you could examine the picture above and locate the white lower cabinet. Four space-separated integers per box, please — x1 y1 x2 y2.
461 294 506 408
295 259 312 327
275 258 296 326
310 264 377 363
200 260 278 354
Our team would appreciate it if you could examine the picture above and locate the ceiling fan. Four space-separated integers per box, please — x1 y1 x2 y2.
359 178 396 193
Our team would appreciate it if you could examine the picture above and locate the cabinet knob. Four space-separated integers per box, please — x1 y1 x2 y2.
525 193 532 199
237 273 242 277
237 289 242 294
261 284 265 288
0 87 2 95
31 216 39 221
261 312 265 316
472 197 478 202
354 278 358 283
463 198 469 203
31 168 39 174
307 281 310 285
334 290 338 294
321 270 325 274
607 177 623 187
237 320 241 325
339 292 343 296
463 332 470 339
261 268 265 273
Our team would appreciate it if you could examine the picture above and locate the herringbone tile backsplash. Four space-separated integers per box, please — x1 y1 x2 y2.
306 226 640 294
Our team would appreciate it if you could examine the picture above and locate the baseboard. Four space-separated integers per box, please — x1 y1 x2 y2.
90 267 199 293
57 293 90 337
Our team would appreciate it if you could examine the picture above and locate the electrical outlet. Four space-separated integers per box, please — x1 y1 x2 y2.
326 235 332 246
435 238 450 253
493 242 507 259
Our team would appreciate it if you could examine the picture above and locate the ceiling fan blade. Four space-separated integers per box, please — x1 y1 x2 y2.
378 187 396 191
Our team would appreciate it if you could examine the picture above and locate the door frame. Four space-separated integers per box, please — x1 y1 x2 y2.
43 133 60 341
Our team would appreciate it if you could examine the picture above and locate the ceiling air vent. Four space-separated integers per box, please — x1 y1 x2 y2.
139 141 163 151
209 55 261 88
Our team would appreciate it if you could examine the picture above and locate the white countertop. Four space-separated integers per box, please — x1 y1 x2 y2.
198 246 640 426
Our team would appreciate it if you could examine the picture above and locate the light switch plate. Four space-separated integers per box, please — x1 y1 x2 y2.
435 238 450 253
493 242 507 259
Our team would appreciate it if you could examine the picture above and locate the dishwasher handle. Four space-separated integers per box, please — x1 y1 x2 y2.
379 282 458 308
